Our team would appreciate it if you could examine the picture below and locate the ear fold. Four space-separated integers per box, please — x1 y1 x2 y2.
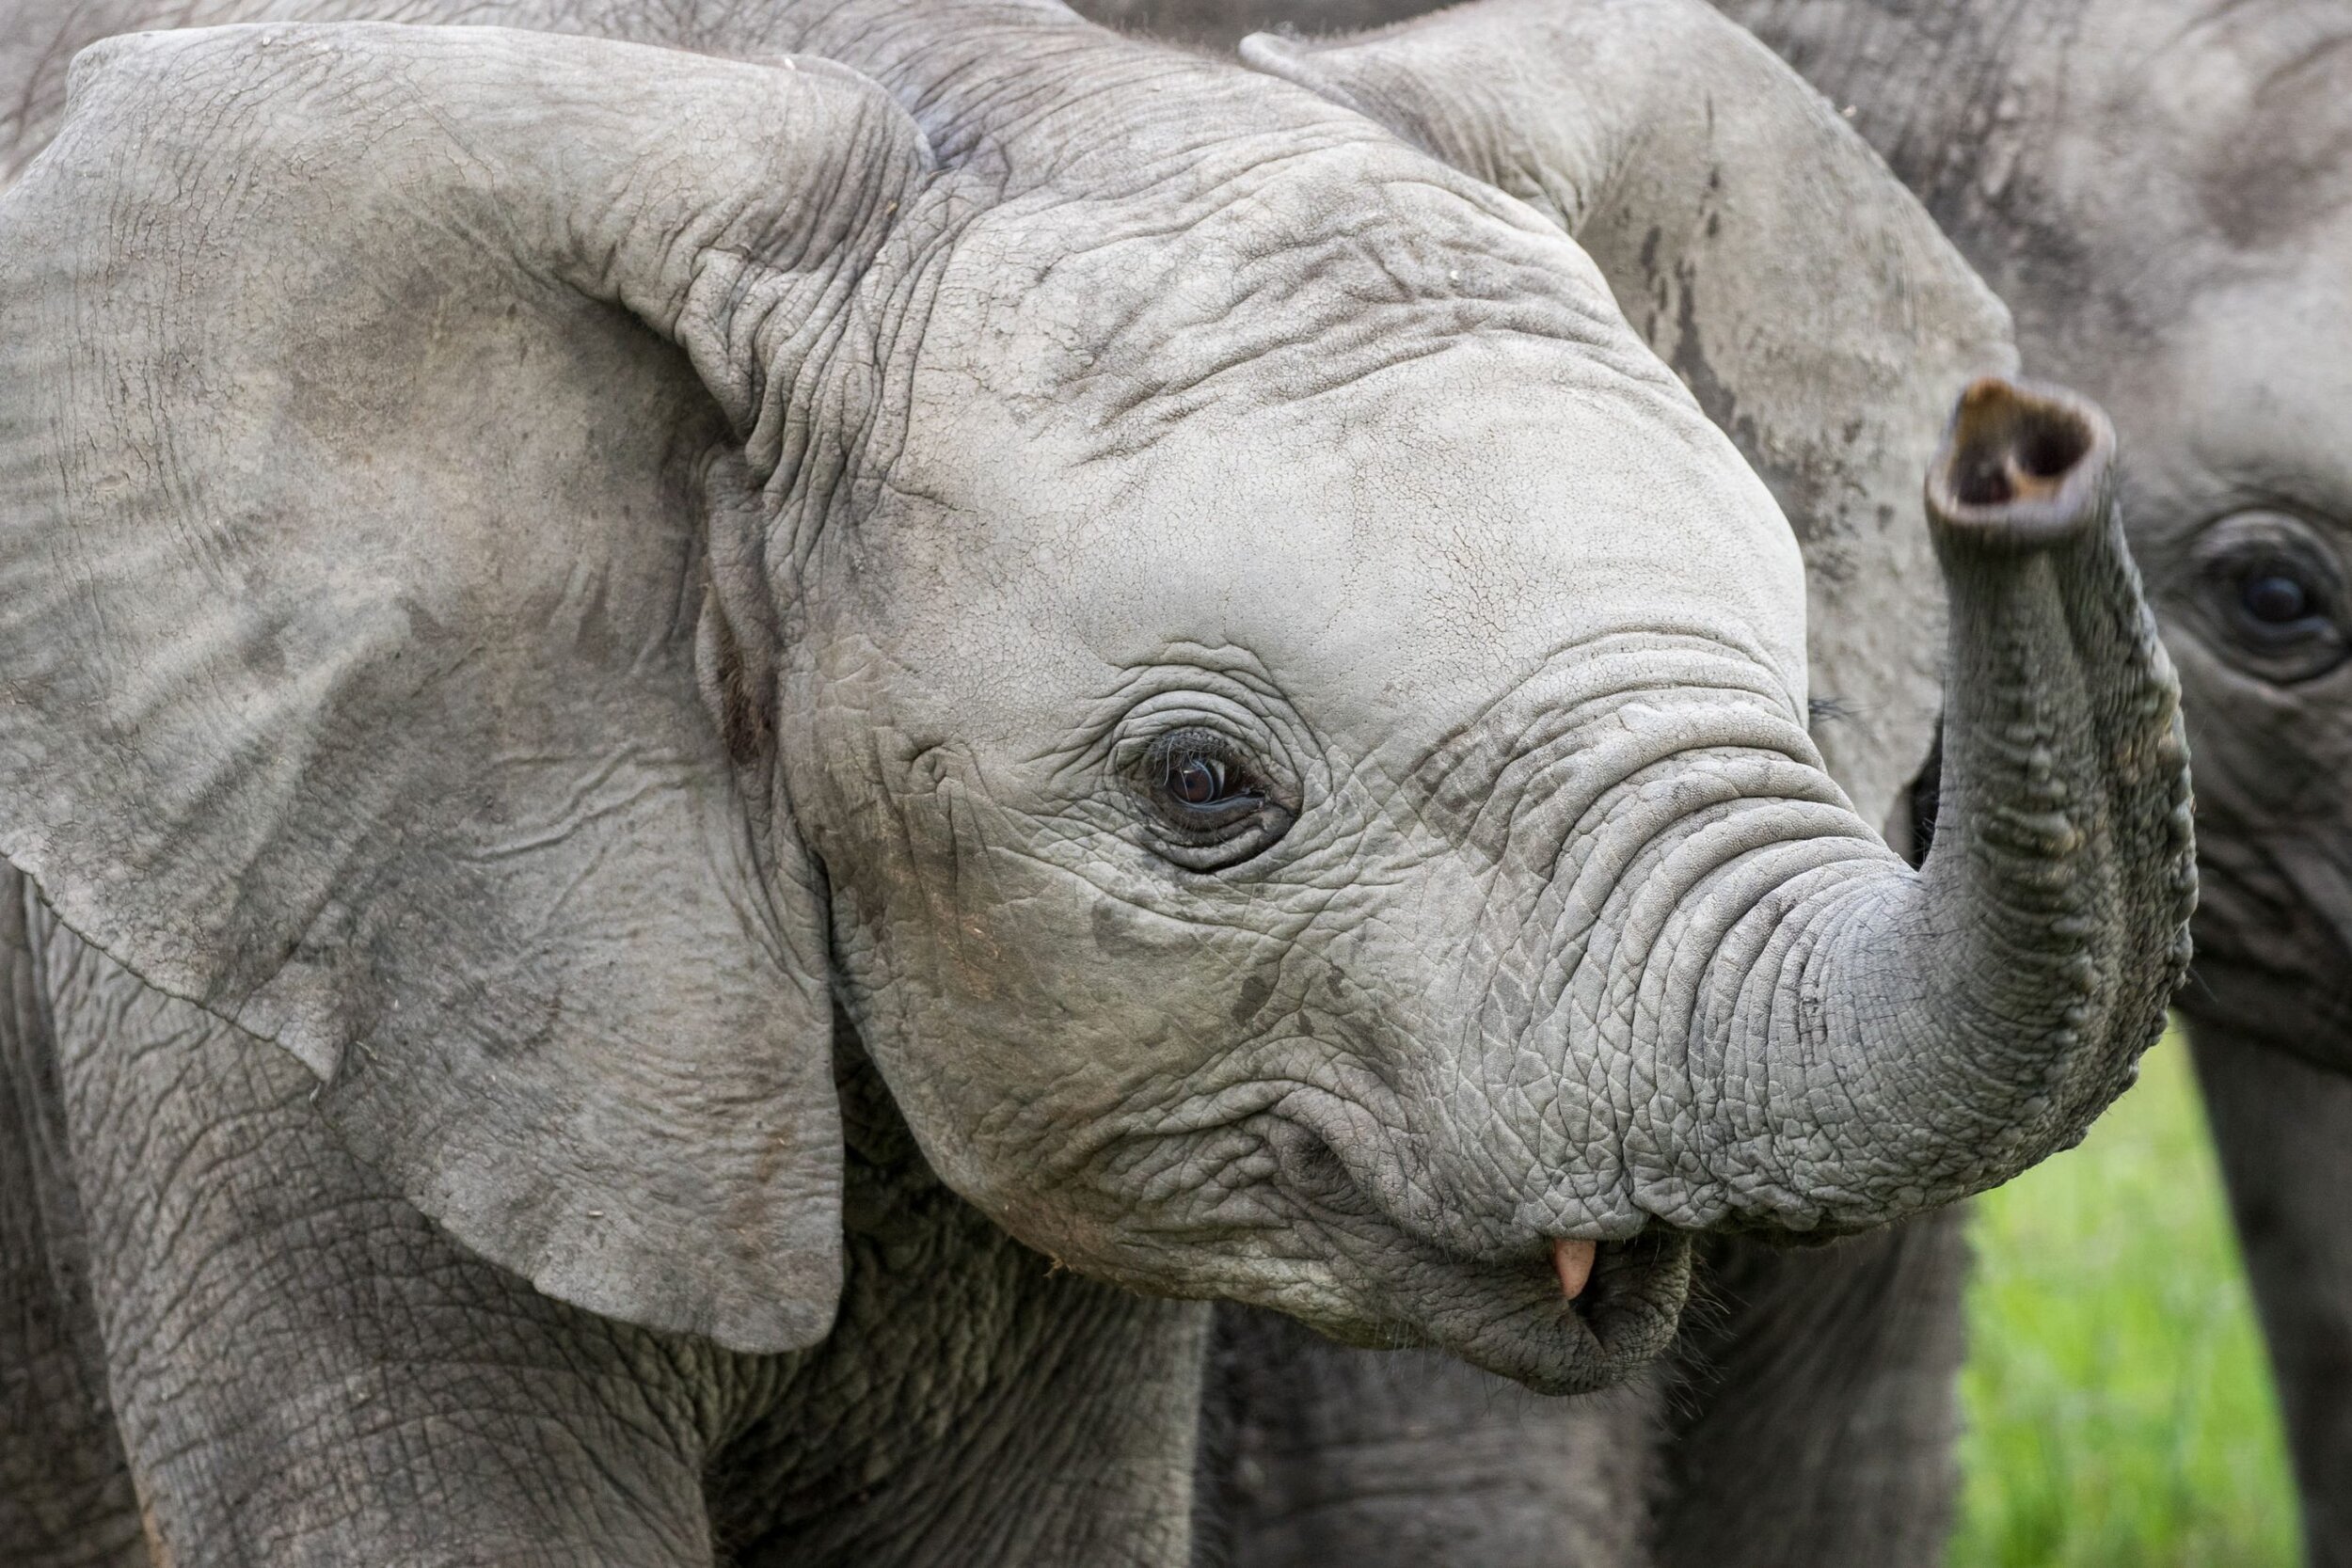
0 24 930 1351
1241 0 2016 828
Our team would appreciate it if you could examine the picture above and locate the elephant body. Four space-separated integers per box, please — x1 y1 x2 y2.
0 861 1207 1564
0 0 2191 1563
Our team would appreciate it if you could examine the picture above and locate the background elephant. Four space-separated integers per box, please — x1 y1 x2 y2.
0 1 2191 1563
1708 4 2352 1560
1090 0 2352 1562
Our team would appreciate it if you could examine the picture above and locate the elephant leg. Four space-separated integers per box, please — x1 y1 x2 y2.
1650 1212 1971 1568
2188 1021 2352 1568
35 909 751 1568
1199 1305 1664 1567
0 868 147 1568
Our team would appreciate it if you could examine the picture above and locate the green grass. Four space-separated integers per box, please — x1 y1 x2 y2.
1951 1028 2302 1568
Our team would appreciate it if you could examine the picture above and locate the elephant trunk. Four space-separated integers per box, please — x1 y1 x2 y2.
1651 378 2194 1234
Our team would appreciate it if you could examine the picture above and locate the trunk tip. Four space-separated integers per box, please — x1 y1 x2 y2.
1927 376 2116 548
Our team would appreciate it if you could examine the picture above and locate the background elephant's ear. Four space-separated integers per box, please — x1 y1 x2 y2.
0 24 931 1351
1241 0 2016 827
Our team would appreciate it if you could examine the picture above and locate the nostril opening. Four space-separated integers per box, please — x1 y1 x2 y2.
2014 416 2090 482
1930 376 2113 539
1947 411 2089 505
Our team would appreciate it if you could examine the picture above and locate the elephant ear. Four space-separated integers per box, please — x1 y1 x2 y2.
1241 0 2015 828
0 24 930 1352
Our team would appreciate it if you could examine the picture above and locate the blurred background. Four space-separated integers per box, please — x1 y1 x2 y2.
1952 1023 2296 1567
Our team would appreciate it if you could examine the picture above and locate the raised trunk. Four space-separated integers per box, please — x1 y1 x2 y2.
1651 378 2192 1233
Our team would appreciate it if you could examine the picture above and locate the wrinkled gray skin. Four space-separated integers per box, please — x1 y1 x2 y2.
1094 2 2352 1564
0 1 2193 1563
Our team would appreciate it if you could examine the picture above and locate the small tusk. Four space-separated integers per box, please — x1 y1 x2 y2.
1552 1237 1597 1301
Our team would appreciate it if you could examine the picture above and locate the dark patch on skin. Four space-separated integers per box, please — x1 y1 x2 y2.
1667 259 1737 437
1089 897 1152 958
228 558 294 680
2185 16 2352 249
238 612 291 682
1638 223 1663 324
703 588 773 768
1089 895 1200 958
1667 253 1835 547
1231 970 1274 1025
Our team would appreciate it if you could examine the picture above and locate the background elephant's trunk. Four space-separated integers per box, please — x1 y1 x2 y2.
1646 379 2194 1234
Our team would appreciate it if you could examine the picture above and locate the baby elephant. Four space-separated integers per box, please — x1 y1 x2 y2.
0 0 2189 1563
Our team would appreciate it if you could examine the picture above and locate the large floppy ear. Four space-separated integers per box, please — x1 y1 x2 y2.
1241 0 2015 828
0 24 930 1352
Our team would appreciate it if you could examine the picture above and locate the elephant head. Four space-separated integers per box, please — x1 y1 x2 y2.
0 4 2190 1396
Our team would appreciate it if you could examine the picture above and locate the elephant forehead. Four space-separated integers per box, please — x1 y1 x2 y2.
906 135 1670 428
2125 0 2352 249
865 336 1809 754
2117 240 2352 524
2053 0 2352 252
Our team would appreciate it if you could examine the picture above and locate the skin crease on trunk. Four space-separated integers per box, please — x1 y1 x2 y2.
1085 2 2352 1564
0 2 2193 1565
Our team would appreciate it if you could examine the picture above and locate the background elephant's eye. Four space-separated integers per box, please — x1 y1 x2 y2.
2219 555 2342 667
1133 729 1292 870
2185 510 2349 684
2240 572 2312 626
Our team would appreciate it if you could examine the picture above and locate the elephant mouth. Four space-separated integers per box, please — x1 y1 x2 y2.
1565 1232 1692 1338
1267 1117 1694 1394
1534 1229 1694 1390
1347 1227 1694 1397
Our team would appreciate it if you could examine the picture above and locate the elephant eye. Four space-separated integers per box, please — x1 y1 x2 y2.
2240 571 2313 626
1134 729 1293 870
1151 736 1263 817
2188 510 2349 684
1167 752 1245 807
